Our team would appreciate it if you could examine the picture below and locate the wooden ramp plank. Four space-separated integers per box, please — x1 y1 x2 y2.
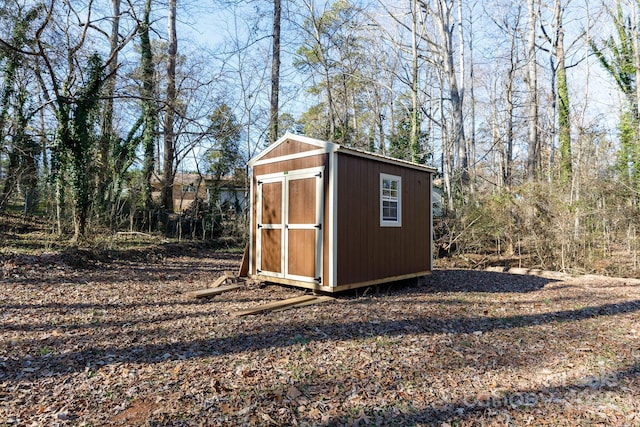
232 295 317 317
238 244 249 278
188 284 241 299
209 274 229 289
210 271 239 289
271 296 335 312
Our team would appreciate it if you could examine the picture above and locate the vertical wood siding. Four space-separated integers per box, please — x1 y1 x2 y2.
336 153 431 285
260 139 320 160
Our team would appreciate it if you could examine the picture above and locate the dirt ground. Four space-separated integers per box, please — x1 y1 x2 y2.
1 247 639 426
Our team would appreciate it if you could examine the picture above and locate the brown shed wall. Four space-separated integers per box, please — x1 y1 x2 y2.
335 153 431 286
251 154 330 282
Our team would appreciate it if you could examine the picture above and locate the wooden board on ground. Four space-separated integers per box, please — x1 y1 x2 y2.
188 284 241 299
232 295 318 317
271 296 335 312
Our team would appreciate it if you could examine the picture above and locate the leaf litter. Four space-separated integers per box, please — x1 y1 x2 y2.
1 249 639 426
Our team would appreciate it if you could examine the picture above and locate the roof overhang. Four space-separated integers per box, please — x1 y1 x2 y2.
248 132 437 173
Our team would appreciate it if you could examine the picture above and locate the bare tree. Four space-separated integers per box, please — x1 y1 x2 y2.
97 0 121 216
407 0 467 209
269 0 281 144
161 0 178 215
409 0 421 162
631 0 640 146
487 3 524 189
296 0 335 140
526 0 540 180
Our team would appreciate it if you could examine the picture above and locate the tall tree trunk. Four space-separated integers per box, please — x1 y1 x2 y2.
269 0 281 145
505 54 515 189
324 66 336 141
490 80 503 188
350 85 358 143
427 0 467 182
69 54 105 241
99 0 121 218
450 80 466 180
410 0 420 162
377 88 385 154
162 0 177 214
456 0 468 181
467 1 477 188
309 2 336 141
631 0 640 188
140 0 156 221
438 70 454 209
526 0 540 181
0 14 20 210
555 0 572 184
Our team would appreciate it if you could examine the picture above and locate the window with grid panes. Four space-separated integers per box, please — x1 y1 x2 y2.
380 173 401 227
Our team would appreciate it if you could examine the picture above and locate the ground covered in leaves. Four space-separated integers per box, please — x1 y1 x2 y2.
2 246 640 426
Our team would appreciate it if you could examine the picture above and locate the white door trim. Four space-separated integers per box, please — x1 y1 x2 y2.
255 166 324 284
255 176 285 278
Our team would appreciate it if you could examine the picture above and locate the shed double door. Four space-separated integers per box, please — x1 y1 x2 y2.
256 167 324 283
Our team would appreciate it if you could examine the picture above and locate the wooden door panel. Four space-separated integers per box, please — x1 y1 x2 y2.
288 178 316 224
287 229 316 277
261 229 282 273
261 182 282 225
285 174 320 281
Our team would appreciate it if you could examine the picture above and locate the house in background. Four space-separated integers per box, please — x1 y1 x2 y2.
248 133 436 293
151 173 247 215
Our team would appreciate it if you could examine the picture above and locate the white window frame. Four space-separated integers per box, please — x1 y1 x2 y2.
380 173 402 227
182 184 196 193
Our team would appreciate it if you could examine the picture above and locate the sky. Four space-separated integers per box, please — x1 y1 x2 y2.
135 0 626 172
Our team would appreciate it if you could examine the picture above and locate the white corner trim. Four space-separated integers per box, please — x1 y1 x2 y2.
329 151 338 288
249 171 254 274
429 173 433 271
250 149 329 166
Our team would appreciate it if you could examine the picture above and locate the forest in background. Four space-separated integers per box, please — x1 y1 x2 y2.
0 0 639 277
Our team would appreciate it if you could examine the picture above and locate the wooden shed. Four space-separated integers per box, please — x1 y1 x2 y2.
248 133 436 293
